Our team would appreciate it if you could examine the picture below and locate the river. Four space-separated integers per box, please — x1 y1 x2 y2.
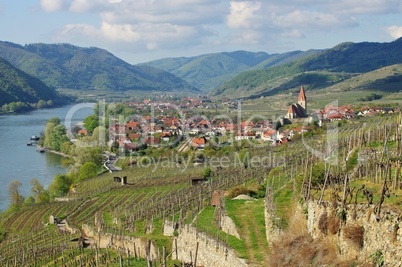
0 103 94 211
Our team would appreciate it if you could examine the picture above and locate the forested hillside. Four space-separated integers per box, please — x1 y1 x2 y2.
0 57 67 111
0 41 198 93
212 38 402 97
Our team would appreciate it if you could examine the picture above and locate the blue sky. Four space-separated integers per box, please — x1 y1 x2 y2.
1 0 402 64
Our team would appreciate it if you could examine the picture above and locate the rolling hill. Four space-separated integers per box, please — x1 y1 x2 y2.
212 38 402 98
142 50 318 92
0 57 66 107
0 41 198 93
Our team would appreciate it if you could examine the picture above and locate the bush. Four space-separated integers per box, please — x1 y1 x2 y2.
77 162 98 182
227 185 254 198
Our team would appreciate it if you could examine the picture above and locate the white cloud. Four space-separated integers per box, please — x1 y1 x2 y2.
386 26 402 39
42 0 402 62
273 10 357 29
330 0 402 15
227 1 262 29
56 21 199 51
53 0 225 54
281 29 305 39
40 0 68 12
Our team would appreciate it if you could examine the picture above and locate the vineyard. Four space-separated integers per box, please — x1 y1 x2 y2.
1 113 402 266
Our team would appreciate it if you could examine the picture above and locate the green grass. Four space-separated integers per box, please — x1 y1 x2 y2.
195 206 248 259
225 198 269 265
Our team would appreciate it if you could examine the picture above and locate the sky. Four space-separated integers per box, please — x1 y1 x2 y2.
1 0 402 64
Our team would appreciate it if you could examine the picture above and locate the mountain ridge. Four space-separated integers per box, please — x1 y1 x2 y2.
212 38 402 97
141 50 319 91
0 56 66 107
0 41 199 93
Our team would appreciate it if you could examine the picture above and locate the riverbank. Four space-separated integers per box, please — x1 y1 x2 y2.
0 101 74 116
0 104 94 210
37 145 72 158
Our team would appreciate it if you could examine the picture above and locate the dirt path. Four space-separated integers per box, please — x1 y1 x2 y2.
232 199 270 266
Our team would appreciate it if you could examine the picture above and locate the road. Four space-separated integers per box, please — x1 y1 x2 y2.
103 153 122 172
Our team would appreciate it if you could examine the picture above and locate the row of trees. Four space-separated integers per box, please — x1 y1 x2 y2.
5 116 105 212
1 100 54 113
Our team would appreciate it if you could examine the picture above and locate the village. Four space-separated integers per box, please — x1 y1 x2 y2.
76 86 397 157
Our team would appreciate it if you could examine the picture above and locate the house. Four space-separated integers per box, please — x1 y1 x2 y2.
286 85 308 119
234 131 256 141
192 137 207 149
128 133 141 140
125 120 140 131
144 136 160 147
292 126 310 134
124 143 138 152
261 129 278 142
77 129 88 136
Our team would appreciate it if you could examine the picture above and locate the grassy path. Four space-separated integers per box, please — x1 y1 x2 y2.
226 198 270 266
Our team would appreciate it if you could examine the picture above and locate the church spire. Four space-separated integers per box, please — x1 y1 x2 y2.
297 85 307 116
298 85 306 102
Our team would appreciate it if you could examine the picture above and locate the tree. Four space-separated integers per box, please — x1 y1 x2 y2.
77 162 98 182
75 146 103 166
60 141 73 155
48 124 69 151
30 178 49 204
44 122 56 148
92 126 108 145
83 114 99 133
46 100 53 107
8 180 24 208
37 100 47 109
48 174 73 198
24 196 35 206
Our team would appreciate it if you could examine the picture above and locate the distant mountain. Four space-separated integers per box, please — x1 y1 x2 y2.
0 41 198 93
141 51 266 91
142 50 318 92
251 50 321 70
0 57 66 107
212 38 402 97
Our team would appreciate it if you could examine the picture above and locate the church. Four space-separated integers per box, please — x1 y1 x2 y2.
286 85 307 119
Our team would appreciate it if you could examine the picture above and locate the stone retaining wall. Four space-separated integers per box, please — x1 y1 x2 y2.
175 224 248 267
307 201 402 265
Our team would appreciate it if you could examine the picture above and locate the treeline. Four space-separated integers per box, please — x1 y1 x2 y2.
4 116 107 213
357 93 383 102
1 100 56 113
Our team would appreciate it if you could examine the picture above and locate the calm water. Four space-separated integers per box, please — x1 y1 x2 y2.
0 103 94 211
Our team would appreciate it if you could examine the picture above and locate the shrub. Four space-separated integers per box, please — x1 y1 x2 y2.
227 185 253 198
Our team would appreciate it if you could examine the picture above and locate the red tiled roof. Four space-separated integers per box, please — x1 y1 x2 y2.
126 121 140 128
192 137 206 146
128 133 141 139
78 129 87 135
288 105 297 114
144 136 160 145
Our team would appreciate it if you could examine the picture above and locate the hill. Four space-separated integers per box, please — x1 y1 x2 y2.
0 57 67 107
141 51 265 91
142 50 319 92
212 38 402 97
0 41 198 93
